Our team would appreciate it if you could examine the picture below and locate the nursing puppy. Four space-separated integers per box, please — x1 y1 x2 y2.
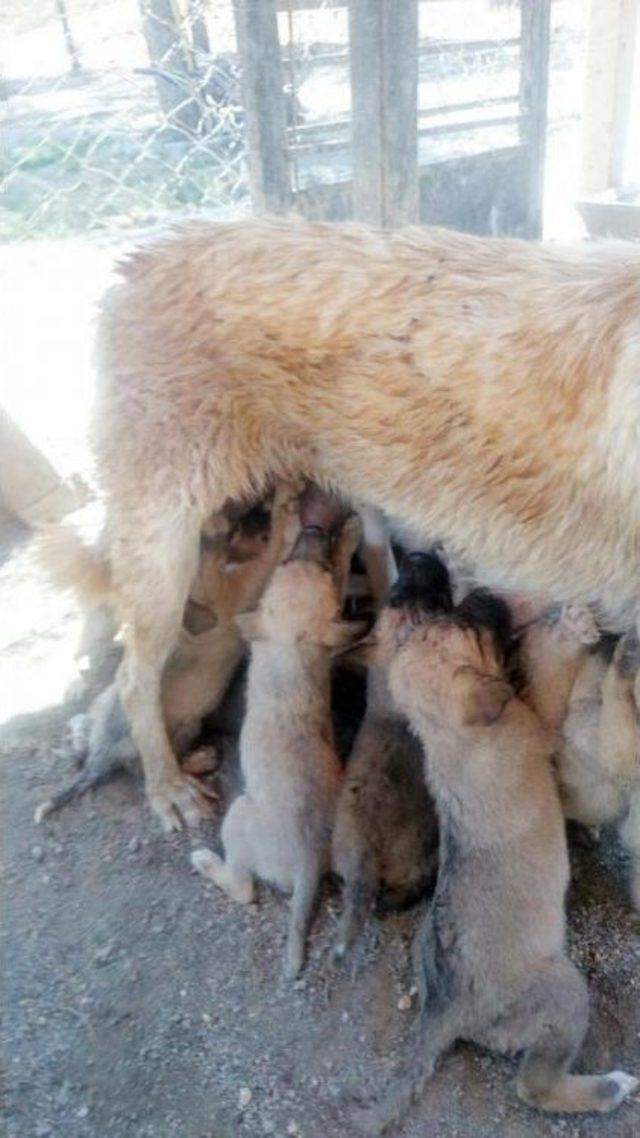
516 602 601 742
192 517 364 979
94 218 640 828
332 553 444 960
35 487 298 822
559 630 640 909
360 561 636 1129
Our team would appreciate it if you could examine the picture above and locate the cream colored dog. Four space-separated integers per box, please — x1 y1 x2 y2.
93 217 640 828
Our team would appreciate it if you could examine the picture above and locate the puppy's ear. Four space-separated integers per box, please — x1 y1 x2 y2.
458 671 513 727
233 611 265 642
325 620 370 653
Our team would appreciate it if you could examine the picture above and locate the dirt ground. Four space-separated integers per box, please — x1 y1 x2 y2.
1 516 639 1138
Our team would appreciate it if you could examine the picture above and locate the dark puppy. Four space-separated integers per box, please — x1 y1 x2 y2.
332 553 443 960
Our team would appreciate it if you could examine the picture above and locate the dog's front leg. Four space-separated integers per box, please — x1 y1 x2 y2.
116 509 213 831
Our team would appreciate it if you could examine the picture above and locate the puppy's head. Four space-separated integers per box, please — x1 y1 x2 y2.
350 548 454 670
235 526 365 650
389 615 512 731
389 550 454 616
227 503 272 561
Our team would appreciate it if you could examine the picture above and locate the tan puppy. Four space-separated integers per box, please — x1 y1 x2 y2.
559 630 640 908
93 218 640 827
35 487 298 823
359 558 636 1128
516 603 601 742
192 518 364 980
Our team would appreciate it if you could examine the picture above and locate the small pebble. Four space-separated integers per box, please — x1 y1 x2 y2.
31 846 44 863
238 1086 252 1110
397 993 412 1011
127 836 141 853
286 1123 300 1136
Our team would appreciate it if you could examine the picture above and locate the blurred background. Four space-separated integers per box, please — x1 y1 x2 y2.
1 0 639 481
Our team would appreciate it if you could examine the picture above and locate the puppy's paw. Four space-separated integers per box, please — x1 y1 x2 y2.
148 772 212 832
595 1071 638 1111
191 847 221 878
557 604 600 646
181 745 220 777
34 800 54 825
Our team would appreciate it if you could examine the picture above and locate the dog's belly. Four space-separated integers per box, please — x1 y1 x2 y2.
290 377 635 627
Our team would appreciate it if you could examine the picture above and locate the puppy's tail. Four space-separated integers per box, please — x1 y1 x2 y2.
353 1064 432 1136
35 525 112 606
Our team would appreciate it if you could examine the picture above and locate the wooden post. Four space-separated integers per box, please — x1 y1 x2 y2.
233 0 292 213
138 0 202 136
348 0 419 227
187 0 212 58
519 0 551 238
581 0 639 194
54 0 82 74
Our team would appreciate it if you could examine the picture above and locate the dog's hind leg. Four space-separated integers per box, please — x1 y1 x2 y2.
515 959 637 1113
114 508 212 832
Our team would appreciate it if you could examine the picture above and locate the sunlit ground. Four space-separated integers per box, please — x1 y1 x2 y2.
0 529 82 724
0 240 117 726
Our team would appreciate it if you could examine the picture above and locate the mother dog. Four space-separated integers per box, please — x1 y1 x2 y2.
94 217 640 829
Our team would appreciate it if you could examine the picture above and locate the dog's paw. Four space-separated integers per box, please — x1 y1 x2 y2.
558 604 600 645
595 1071 638 1111
148 772 213 832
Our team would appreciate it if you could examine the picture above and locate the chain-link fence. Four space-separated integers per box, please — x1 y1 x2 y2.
2 0 359 241
2 1 249 239
2 1 589 244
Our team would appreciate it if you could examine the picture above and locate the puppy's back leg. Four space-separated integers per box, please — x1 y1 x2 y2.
34 737 137 823
115 508 211 831
284 855 322 980
333 859 376 962
516 959 637 1113
191 794 256 904
354 1012 459 1136
191 847 254 905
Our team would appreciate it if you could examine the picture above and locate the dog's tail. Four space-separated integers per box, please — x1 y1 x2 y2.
353 1064 432 1136
35 524 112 606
